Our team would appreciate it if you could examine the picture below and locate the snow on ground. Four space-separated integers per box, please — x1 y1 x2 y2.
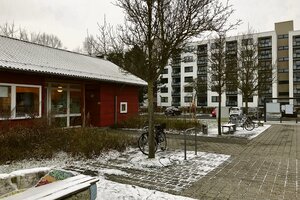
203 124 271 139
0 120 271 199
0 149 230 200
97 175 195 200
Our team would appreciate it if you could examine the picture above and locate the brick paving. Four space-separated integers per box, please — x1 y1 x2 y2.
66 124 299 199
182 124 300 200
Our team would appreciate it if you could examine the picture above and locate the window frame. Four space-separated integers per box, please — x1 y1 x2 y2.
0 83 42 120
120 102 128 114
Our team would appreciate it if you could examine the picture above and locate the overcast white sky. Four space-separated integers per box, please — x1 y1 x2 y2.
0 0 299 50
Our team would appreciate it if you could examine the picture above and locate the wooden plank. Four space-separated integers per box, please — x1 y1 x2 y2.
4 175 98 200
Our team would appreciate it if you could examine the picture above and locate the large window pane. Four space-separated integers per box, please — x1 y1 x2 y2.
70 91 81 114
16 86 39 117
51 90 67 114
70 116 82 126
0 86 11 118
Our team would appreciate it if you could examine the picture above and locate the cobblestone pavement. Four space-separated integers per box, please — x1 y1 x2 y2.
67 124 299 199
183 124 300 200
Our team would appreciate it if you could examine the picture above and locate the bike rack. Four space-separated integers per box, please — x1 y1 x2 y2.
183 127 202 160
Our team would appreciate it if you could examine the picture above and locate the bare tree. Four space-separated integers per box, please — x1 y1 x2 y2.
207 33 233 135
0 22 63 48
235 32 276 114
113 0 239 158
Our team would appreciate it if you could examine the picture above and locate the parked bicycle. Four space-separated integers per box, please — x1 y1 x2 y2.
138 123 167 155
229 114 255 131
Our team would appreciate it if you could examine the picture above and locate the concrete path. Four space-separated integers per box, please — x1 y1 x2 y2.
183 124 300 200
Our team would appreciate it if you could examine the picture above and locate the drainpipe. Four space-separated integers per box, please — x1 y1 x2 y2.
114 96 118 125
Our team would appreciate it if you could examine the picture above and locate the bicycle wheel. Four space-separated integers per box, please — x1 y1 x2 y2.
157 133 167 151
138 132 157 155
244 122 255 131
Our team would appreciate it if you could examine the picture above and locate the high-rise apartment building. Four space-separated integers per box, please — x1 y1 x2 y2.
157 20 300 108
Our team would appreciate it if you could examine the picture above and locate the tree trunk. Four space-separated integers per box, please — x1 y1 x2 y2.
218 94 222 135
245 99 249 115
147 80 155 158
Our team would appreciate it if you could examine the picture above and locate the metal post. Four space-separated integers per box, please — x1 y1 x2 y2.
184 130 187 160
195 128 197 155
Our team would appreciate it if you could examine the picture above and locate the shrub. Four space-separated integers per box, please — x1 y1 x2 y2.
0 119 135 164
118 115 202 130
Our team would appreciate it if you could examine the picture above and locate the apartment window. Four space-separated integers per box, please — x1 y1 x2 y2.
278 80 289 84
161 97 168 103
160 87 168 93
184 66 193 73
211 96 219 102
184 86 193 93
162 68 168 74
278 57 289 62
294 61 300 69
184 96 193 103
0 84 41 119
278 34 288 39
183 45 195 53
161 78 168 84
278 68 289 73
120 102 127 113
183 56 194 63
279 92 289 96
242 38 253 46
184 76 193 83
278 46 289 51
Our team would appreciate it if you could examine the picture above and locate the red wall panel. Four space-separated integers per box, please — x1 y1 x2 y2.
99 83 139 127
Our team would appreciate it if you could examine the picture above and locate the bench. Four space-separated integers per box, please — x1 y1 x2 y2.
4 174 99 200
222 123 236 134
280 113 299 123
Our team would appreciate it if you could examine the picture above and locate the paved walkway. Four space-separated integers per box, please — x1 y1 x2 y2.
183 124 300 200
66 124 299 199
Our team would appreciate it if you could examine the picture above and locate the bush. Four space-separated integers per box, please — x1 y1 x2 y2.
0 119 135 164
118 115 202 130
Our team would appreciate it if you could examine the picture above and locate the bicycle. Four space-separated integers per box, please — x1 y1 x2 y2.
229 115 255 131
138 123 167 155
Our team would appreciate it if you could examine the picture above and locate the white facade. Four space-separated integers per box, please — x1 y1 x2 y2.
157 29 299 108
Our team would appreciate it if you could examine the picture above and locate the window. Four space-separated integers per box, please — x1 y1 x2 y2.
120 102 128 113
0 86 11 118
278 68 289 73
279 92 289 96
278 34 288 39
184 76 193 83
161 97 168 103
211 96 219 102
183 56 194 63
278 80 289 84
160 87 168 93
184 66 193 73
0 84 41 119
278 46 289 51
184 96 193 103
161 78 168 84
184 86 193 93
278 57 289 62
242 38 253 46
162 68 168 74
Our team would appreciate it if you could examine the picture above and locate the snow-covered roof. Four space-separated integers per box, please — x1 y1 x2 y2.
0 36 147 86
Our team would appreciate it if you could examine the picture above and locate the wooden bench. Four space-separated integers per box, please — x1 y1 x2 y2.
4 175 99 200
280 113 299 123
222 123 236 134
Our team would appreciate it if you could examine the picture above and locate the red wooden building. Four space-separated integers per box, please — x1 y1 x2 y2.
0 36 146 127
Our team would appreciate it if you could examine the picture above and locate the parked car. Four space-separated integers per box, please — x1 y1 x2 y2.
229 107 243 117
211 107 217 117
164 107 181 116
